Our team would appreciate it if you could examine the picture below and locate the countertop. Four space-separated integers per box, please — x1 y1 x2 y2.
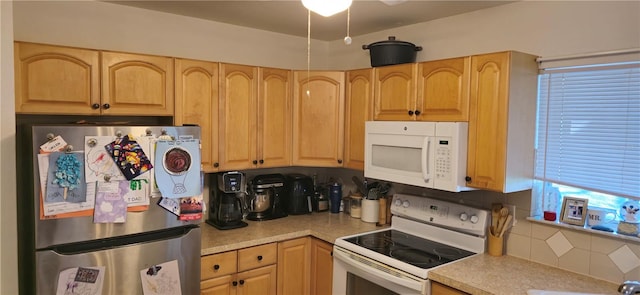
428 254 620 295
200 212 620 294
201 211 384 255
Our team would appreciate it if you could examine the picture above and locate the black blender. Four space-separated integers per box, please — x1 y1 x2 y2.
206 171 248 230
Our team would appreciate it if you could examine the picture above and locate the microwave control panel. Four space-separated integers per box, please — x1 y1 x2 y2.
434 138 452 181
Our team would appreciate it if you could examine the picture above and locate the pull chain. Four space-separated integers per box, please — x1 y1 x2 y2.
306 9 311 97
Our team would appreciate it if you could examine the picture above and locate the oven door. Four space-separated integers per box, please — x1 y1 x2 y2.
332 246 429 295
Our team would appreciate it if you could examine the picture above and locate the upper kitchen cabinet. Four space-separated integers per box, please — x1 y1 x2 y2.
218 63 258 171
14 42 100 115
344 68 374 171
257 68 292 169
101 51 174 116
174 58 220 173
293 71 345 167
373 63 418 121
466 51 538 193
417 57 471 121
218 64 292 171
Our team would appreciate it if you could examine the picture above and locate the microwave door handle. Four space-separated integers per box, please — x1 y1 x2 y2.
421 137 432 182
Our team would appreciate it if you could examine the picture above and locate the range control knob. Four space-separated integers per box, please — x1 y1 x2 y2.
470 215 479 224
394 199 403 207
459 212 469 221
402 200 410 208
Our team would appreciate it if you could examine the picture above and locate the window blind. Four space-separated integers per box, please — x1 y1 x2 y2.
535 63 640 199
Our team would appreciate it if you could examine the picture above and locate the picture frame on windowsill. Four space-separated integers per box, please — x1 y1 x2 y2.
560 196 589 226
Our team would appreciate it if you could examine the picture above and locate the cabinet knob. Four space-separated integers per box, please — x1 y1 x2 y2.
102 103 110 110
91 103 100 110
259 159 264 164
465 176 472 182
253 160 258 165
257 255 263 261
213 264 220 270
214 162 219 168
330 251 333 257
232 281 238 286
408 110 414 116
414 110 421 116
239 280 245 285
337 159 343 164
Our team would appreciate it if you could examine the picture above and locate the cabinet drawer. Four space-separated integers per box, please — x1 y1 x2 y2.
238 243 277 272
201 251 238 280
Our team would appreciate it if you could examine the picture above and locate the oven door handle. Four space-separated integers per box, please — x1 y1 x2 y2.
333 247 424 292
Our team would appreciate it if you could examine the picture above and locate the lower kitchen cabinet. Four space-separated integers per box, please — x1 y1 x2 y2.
430 281 469 295
201 243 278 295
277 237 311 295
310 238 333 295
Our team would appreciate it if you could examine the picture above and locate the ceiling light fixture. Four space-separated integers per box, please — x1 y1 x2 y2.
302 0 353 17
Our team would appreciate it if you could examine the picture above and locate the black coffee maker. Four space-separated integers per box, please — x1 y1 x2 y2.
246 174 287 221
206 171 248 230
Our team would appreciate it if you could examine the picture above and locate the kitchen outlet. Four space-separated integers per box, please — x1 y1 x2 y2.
505 204 517 227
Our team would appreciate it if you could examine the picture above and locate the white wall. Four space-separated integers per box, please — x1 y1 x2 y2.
329 1 640 69
1 1 17 294
12 0 330 70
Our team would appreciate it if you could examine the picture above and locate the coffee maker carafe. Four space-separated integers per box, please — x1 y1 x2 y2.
246 174 287 221
206 172 248 230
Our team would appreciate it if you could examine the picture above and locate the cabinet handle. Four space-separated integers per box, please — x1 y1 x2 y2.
330 251 333 257
465 176 472 182
239 280 245 285
91 103 100 110
214 163 219 168
102 103 110 110
213 264 220 270
259 159 264 164
337 159 343 164
414 110 421 116
257 255 263 261
252 160 258 165
408 110 414 116
232 281 238 286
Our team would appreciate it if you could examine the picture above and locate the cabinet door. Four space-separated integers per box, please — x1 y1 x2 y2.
417 57 470 121
201 275 236 295
344 69 373 171
431 281 469 295
467 52 510 191
219 63 258 170
258 68 292 168
14 42 100 115
373 63 417 121
101 51 174 116
277 237 311 295
201 251 238 281
310 238 333 295
237 265 277 295
175 58 219 172
292 71 345 167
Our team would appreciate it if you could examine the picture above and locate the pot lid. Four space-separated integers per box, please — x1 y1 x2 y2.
363 36 422 50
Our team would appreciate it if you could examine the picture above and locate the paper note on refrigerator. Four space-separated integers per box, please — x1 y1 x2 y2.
93 182 128 223
140 260 182 295
38 153 96 218
55 266 105 295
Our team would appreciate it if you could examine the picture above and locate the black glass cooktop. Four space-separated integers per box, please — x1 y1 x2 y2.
343 229 474 269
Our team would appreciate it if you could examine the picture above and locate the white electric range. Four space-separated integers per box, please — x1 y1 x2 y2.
333 193 490 295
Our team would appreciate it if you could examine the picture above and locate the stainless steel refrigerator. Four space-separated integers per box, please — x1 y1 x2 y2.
16 120 201 295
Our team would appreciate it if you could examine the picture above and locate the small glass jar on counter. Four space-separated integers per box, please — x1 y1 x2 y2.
350 193 362 219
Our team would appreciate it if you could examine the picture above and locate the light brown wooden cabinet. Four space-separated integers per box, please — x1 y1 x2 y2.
219 64 291 171
431 281 469 295
417 57 470 121
466 51 538 192
310 238 333 295
344 68 374 171
277 237 311 295
292 71 345 167
201 243 278 295
373 63 418 121
14 42 174 116
174 58 220 172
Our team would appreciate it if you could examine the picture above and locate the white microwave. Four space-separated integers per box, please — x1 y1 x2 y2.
364 121 471 192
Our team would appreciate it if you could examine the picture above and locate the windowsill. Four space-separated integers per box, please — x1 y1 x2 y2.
526 216 640 243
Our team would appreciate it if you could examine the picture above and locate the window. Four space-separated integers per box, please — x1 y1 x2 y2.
534 61 640 219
